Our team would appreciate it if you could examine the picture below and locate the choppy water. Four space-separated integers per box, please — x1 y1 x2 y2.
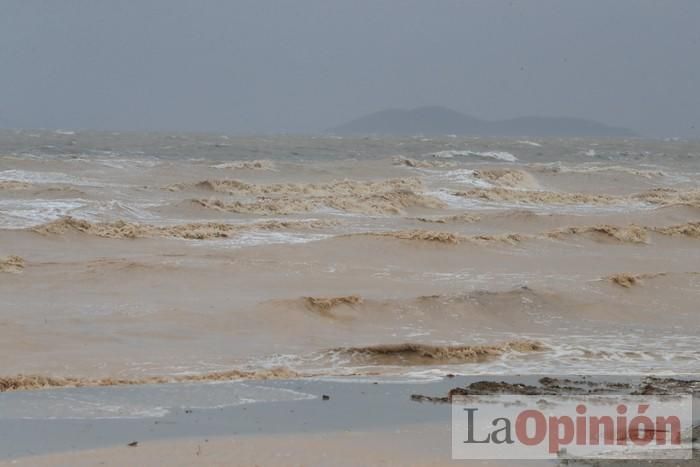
1 129 699 387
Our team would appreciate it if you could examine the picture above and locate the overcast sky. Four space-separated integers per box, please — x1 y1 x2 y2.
1 0 698 137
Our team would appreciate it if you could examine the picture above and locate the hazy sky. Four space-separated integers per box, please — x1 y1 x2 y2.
1 0 698 136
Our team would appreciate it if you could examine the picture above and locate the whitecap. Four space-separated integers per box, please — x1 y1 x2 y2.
0 169 98 187
429 150 518 162
0 199 86 228
517 140 542 147
423 169 494 188
190 231 331 248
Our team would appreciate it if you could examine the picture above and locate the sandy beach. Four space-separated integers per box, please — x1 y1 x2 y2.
0 430 500 467
0 376 697 466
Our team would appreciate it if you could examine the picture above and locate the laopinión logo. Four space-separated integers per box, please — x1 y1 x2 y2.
452 394 693 460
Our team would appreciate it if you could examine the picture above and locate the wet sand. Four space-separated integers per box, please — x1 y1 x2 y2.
0 376 697 466
0 429 495 467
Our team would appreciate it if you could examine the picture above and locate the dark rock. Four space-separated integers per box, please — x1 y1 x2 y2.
410 394 448 403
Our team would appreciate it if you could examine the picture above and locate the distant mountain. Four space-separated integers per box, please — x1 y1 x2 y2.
329 106 636 137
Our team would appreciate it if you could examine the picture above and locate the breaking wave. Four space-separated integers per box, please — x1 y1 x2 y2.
652 221 700 238
0 367 299 393
392 156 456 168
453 187 700 208
169 177 422 196
0 255 24 273
0 181 32 190
547 225 649 244
211 160 276 170
471 168 541 190
535 164 668 179
193 191 445 216
606 272 666 288
429 150 518 162
634 188 700 208
413 213 481 224
454 188 619 205
347 229 525 245
30 216 339 240
0 169 98 187
168 177 446 215
192 197 316 215
192 189 445 217
344 222 700 246
262 286 563 321
0 180 87 198
350 230 464 244
301 295 363 317
0 340 545 391
331 340 546 366
606 271 699 288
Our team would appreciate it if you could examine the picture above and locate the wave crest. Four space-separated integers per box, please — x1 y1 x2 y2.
0 367 299 392
191 186 445 216
414 213 481 224
0 181 32 190
429 150 518 162
211 160 276 170
393 156 455 168
633 188 700 208
472 169 541 189
0 256 24 273
536 164 667 179
454 188 618 205
606 273 666 288
302 295 363 317
344 222 700 247
454 187 700 208
171 177 422 196
30 216 338 239
652 221 700 238
548 225 649 244
332 340 546 365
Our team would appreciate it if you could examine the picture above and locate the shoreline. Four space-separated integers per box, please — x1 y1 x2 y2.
0 375 697 465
